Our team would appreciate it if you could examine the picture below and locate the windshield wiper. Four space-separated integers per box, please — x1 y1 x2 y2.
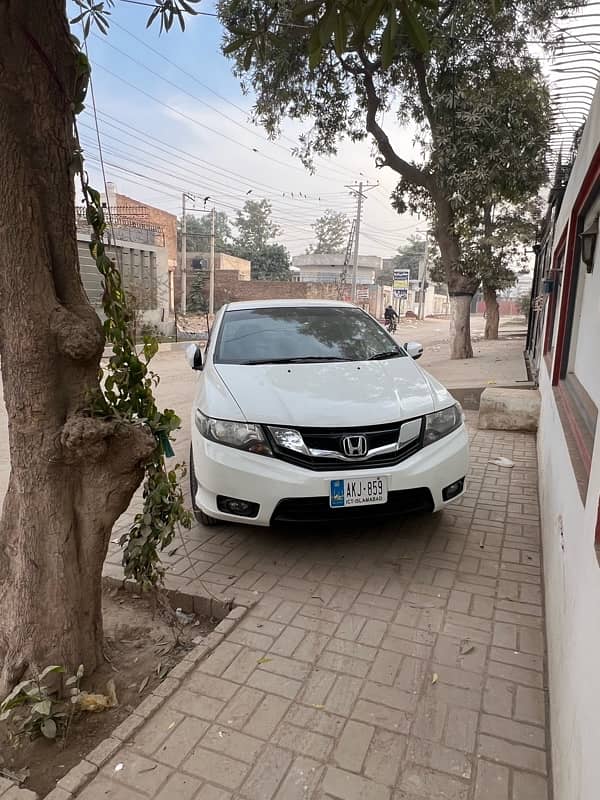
368 350 402 361
241 356 346 365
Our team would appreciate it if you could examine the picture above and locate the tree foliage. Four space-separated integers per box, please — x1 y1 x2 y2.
377 235 426 285
183 211 233 252
308 208 350 253
232 199 292 279
217 0 562 357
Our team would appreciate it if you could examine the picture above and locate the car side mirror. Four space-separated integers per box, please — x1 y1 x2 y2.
185 343 203 370
404 341 424 360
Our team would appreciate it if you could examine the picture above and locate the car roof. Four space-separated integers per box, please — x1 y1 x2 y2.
223 299 357 311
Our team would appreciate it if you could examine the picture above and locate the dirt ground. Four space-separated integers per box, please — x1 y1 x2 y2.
0 587 216 797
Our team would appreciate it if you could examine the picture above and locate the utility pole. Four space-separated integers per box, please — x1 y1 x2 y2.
209 206 216 316
417 232 429 320
180 191 196 316
345 181 377 303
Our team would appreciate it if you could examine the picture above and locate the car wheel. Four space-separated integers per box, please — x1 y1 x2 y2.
189 444 219 527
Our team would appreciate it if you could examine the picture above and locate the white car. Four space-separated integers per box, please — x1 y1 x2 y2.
186 300 468 527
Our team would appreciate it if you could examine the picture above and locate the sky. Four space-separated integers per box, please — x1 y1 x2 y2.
72 2 600 260
72 0 426 260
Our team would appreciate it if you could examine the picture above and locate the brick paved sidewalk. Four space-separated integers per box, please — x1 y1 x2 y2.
79 421 547 800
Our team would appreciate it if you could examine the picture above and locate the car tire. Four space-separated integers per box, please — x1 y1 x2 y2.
189 444 219 527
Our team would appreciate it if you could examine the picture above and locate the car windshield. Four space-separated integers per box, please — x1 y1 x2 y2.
214 306 405 365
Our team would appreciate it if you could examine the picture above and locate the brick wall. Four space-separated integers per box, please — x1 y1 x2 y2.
116 193 178 270
213 271 340 309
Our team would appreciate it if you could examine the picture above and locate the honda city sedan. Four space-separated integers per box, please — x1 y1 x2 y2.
186 300 468 526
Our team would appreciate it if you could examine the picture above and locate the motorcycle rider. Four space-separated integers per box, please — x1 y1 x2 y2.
384 304 399 331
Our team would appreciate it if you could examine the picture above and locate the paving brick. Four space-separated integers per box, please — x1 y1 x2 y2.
488 660 543 689
292 614 338 635
333 720 374 772
221 649 266 684
336 614 367 641
430 663 483 692
129 706 183 755
322 766 391 800
381 635 432 660
325 675 363 717
293 631 330 662
411 696 448 742
480 714 545 748
168 688 225 721
478 734 546 774
368 649 401 685
183 746 249 789
434 635 488 673
243 693 291 739
397 765 469 800
514 685 545 726
103 753 172 795
448 590 472 613
518 627 544 655
274 756 324 800
154 772 202 800
474 759 509 800
56 760 97 794
327 637 377 662
445 707 478 752
512 770 548 800
363 729 406 786
218 686 264 729
489 646 543 672
155 716 209 766
241 745 292 800
77 778 145 800
483 678 514 718
286 703 344 736
394 656 428 694
318 650 371 678
406 738 472 779
272 721 334 760
361 681 417 712
493 622 518 650
299 668 337 706
270 600 303 623
198 642 244 677
270 626 306 657
246 668 302 699
351 699 411 734
201 724 264 764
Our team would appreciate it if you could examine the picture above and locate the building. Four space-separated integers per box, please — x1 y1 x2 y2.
292 253 383 284
186 251 251 281
526 83 600 800
77 186 176 336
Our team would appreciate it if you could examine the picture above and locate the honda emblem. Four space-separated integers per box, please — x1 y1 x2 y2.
341 435 368 458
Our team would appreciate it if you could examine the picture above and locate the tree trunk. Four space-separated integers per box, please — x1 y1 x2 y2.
432 198 476 359
0 1 154 695
483 286 500 340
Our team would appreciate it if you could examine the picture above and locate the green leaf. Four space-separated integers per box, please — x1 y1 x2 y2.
333 11 348 56
39 665 65 681
381 17 395 68
223 36 246 55
292 0 323 18
243 43 254 71
360 0 387 41
32 700 52 717
399 0 429 53
317 8 337 46
146 5 161 28
41 718 57 739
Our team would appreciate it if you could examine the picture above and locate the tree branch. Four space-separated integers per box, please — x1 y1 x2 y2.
51 305 104 361
411 53 437 141
60 415 155 467
350 53 432 190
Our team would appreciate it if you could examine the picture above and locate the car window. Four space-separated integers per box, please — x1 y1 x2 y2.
214 306 405 365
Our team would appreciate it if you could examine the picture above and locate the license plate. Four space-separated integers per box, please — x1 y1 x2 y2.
330 477 388 508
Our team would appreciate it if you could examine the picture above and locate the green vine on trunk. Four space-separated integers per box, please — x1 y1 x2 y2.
73 45 191 589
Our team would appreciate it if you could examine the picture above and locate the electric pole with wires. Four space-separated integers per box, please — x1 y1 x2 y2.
345 181 378 303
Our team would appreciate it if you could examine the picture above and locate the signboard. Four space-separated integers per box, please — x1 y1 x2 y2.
356 286 370 302
393 268 410 300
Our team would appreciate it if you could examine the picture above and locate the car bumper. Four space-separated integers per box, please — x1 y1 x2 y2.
191 423 469 527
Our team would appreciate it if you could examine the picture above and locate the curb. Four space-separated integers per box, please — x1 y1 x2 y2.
11 589 253 800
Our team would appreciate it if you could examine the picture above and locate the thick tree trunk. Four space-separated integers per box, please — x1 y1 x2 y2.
0 1 154 695
432 199 477 359
483 286 500 340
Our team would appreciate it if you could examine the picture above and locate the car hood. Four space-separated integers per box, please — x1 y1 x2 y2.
212 358 446 427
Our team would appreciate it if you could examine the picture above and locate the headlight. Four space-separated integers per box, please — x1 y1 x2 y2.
196 412 272 455
268 426 308 454
423 404 463 446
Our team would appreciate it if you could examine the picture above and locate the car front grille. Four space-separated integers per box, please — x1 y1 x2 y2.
271 488 434 524
266 419 424 471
